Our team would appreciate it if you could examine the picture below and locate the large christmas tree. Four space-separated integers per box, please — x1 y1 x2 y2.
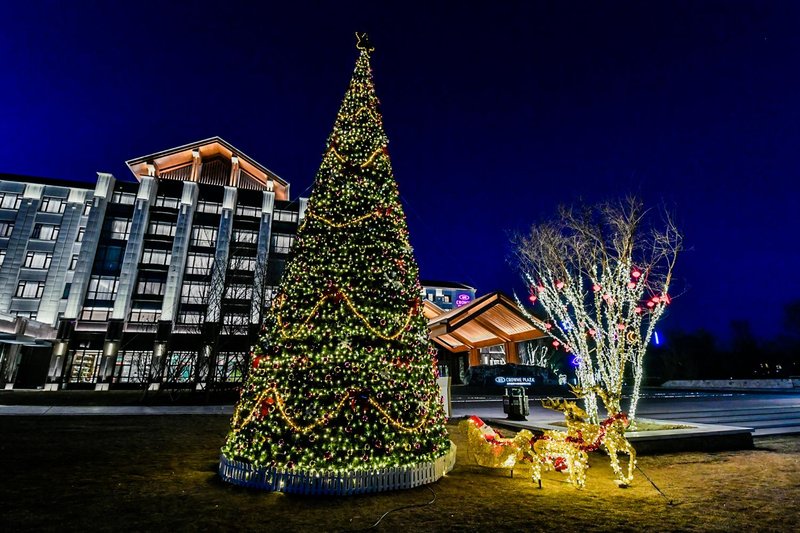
219 34 453 494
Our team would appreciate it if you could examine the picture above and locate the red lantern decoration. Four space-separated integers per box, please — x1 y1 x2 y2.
662 293 671 304
556 280 565 290
632 270 641 279
627 281 636 289
635 306 642 314
529 294 537 303
647 301 655 308
552 340 560 348
592 283 601 292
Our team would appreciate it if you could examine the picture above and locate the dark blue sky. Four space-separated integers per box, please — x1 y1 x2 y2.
2 1 799 341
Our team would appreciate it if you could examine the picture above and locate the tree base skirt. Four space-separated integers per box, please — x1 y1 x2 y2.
219 442 456 495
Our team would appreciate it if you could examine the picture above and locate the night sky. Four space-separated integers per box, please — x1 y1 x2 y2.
2 1 799 342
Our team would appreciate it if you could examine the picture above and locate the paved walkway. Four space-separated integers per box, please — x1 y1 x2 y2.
2 393 799 437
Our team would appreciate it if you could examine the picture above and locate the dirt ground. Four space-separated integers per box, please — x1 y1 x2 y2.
0 415 798 532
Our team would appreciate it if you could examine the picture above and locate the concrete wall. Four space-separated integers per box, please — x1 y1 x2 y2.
662 379 797 389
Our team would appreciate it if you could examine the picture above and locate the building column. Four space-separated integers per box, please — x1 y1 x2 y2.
0 184 43 314
504 341 520 364
200 186 237 388
112 176 157 321
206 186 237 322
160 182 198 323
62 173 115 321
0 343 22 389
37 189 90 325
95 319 123 389
469 348 481 367
250 190 275 326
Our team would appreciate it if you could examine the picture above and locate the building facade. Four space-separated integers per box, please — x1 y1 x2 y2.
0 138 306 390
0 138 478 391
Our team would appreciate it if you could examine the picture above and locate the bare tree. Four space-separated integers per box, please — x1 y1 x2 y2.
513 197 682 422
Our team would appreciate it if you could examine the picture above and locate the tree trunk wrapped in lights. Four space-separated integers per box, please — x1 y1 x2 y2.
219 34 453 494
514 198 682 422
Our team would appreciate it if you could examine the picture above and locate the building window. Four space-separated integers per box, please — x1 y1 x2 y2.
235 205 260 218
69 349 101 383
233 229 258 244
80 307 112 321
148 220 176 237
197 201 223 214
223 313 249 335
23 251 52 269
0 222 15 237
274 210 298 223
230 256 256 271
264 286 278 308
16 281 46 298
154 196 179 209
225 284 253 300
136 279 165 296
426 292 434 301
95 245 123 272
107 218 131 240
181 281 209 303
32 224 59 240
0 194 22 210
442 294 452 304
0 250 5 266
216 352 247 382
270 233 295 254
40 196 66 214
178 310 205 325
165 351 196 383
186 253 214 276
69 254 79 270
141 249 171 266
111 191 136 205
86 276 119 300
63 283 71 299
129 307 161 323
83 201 92 216
191 226 218 247
76 228 85 242
115 351 152 383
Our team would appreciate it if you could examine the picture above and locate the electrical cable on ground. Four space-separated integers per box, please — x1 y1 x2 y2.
636 464 675 505
349 484 437 531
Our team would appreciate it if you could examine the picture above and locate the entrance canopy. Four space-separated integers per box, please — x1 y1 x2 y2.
425 292 547 364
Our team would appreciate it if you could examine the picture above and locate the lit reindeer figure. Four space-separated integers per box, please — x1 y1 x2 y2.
526 395 636 488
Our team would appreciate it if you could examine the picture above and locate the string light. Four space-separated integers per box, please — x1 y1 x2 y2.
515 198 681 422
221 35 451 481
525 397 636 488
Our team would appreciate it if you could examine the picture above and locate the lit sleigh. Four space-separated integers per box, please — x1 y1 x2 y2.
461 416 533 476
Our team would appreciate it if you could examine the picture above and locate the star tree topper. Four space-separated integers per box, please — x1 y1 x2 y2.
356 32 374 54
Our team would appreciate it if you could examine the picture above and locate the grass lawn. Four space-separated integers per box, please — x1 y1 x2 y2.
1 416 798 532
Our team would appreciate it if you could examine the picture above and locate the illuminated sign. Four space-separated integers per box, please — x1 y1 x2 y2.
455 293 472 308
494 376 535 386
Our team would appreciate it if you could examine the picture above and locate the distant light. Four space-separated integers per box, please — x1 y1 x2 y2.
654 331 661 346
